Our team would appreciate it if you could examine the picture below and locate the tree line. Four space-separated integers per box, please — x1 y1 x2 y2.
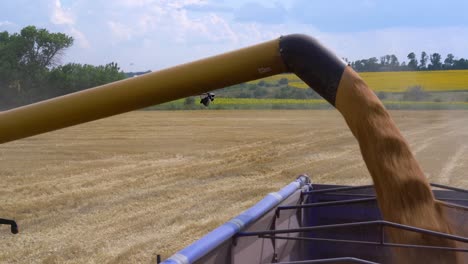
0 26 126 110
2 26 468 110
348 51 468 72
214 78 321 100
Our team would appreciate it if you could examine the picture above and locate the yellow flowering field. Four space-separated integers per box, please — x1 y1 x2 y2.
213 98 468 107
253 70 468 92
215 98 326 105
383 100 468 105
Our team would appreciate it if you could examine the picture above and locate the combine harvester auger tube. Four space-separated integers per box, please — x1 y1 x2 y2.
0 34 343 144
0 35 467 263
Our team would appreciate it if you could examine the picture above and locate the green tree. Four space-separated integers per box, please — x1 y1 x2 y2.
352 57 380 72
453 58 468 69
419 51 428 70
400 61 407 69
18 26 73 68
380 55 391 65
0 26 128 110
379 56 386 65
48 62 126 96
444 53 454 68
390 55 399 67
407 52 418 70
0 26 73 107
0 31 30 94
429 53 442 70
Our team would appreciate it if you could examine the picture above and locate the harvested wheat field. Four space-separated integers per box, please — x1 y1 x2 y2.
0 110 467 263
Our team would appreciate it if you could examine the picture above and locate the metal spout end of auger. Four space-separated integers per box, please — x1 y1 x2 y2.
279 34 347 106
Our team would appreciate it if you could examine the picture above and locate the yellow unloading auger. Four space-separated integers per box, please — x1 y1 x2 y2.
0 34 346 144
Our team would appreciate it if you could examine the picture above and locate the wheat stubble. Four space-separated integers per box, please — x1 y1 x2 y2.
335 67 459 263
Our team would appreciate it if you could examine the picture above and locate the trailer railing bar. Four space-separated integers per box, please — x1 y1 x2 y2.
320 193 376 197
430 183 468 194
270 257 379 264
278 198 376 212
319 192 468 203
260 235 468 253
237 221 379 237
262 234 377 246
305 183 468 196
236 220 468 244
438 197 468 202
303 185 374 195
436 200 468 211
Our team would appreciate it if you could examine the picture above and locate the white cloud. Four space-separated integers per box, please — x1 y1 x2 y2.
102 0 239 45
69 29 91 49
169 10 229 43
318 27 468 63
164 0 208 9
50 0 90 49
138 14 158 33
115 0 207 9
117 0 156 7
69 27 90 49
108 21 133 41
0 21 14 27
8 0 464 72
51 0 74 25
207 14 239 43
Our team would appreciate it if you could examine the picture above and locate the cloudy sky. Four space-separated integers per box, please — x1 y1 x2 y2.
1 0 468 72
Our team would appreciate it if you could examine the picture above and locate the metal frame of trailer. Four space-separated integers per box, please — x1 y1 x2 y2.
161 175 468 264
